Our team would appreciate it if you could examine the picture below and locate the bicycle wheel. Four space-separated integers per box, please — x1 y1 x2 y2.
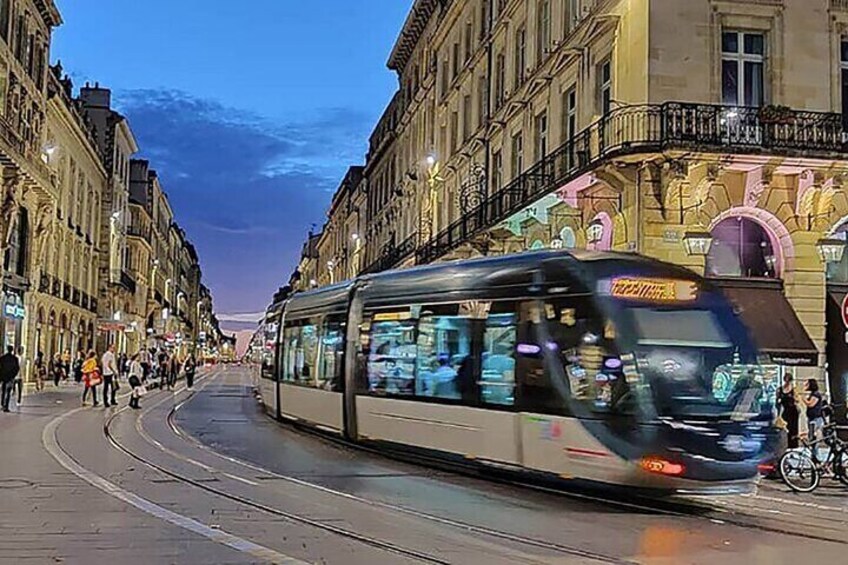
833 449 848 487
779 449 820 493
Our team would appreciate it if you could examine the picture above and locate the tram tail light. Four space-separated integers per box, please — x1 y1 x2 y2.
757 463 775 474
639 456 685 477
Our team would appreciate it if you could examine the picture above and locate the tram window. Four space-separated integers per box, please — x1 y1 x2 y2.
296 324 319 385
282 326 299 382
416 306 472 400
481 313 516 406
367 315 416 395
317 319 345 391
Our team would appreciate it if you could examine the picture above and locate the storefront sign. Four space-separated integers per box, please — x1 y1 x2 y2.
768 352 818 367
2 303 25 320
606 278 698 302
97 319 127 332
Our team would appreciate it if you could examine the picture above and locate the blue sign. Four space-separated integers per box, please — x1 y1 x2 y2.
3 303 25 320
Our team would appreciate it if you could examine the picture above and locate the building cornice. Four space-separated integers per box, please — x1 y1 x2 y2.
388 0 445 72
34 0 62 28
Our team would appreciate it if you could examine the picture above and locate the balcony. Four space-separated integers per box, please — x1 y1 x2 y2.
90 297 98 313
127 225 152 243
62 283 71 302
412 101 848 267
51 277 61 297
72 287 80 306
362 232 419 275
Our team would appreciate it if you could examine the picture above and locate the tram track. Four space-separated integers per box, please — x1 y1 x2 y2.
176 370 848 549
126 369 639 564
102 374 454 565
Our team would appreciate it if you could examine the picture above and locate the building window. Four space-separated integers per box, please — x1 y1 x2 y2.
440 59 449 97
449 110 459 156
492 149 503 192
534 111 548 160
706 217 777 279
452 42 460 80
494 51 506 108
597 59 612 115
465 21 473 62
462 94 472 141
841 39 848 129
479 0 488 40
566 0 580 34
563 87 577 142
721 31 765 107
536 0 551 66
477 75 488 129
514 25 526 88
511 132 524 179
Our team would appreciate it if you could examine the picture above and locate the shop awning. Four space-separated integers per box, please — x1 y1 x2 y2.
712 279 819 367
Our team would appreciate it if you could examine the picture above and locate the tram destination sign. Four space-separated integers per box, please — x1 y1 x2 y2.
604 277 698 303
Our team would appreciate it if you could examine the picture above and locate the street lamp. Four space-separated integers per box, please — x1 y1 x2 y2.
816 238 846 263
682 231 714 257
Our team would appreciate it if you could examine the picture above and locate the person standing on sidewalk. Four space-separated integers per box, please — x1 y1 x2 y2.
0 346 20 412
72 351 84 384
128 353 144 410
14 346 24 406
81 350 101 407
168 354 179 390
101 344 119 407
183 354 197 389
34 351 45 392
139 348 151 382
157 350 168 390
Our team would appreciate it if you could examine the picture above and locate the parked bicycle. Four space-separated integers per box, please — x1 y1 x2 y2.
779 423 848 493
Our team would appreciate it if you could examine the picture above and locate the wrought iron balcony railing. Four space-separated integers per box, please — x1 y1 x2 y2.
362 232 419 275
39 273 50 293
412 102 848 267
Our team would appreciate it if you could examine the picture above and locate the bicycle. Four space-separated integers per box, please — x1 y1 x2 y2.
779 423 848 493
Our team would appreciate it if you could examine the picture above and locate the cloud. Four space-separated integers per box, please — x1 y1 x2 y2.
114 89 372 312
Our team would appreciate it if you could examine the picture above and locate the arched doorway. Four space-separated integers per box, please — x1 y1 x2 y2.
706 216 779 279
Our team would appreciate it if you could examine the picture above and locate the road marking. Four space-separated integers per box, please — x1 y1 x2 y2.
42 387 307 564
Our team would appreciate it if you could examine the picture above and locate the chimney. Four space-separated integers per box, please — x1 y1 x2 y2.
79 83 112 109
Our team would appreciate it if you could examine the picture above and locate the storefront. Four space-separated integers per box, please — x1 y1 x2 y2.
1 290 26 353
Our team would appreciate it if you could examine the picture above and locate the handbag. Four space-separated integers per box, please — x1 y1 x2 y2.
88 371 102 387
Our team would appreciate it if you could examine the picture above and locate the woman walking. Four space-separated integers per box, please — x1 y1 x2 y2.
128 353 144 409
81 350 101 407
777 374 800 449
804 378 826 441
72 351 84 384
34 351 45 392
183 354 197 389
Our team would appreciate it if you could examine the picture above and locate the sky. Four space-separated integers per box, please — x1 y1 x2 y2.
51 0 414 319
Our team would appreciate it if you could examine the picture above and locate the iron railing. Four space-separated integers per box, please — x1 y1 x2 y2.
413 101 848 266
120 271 137 294
362 232 419 275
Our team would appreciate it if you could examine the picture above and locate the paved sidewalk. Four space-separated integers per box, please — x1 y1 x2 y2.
0 374 259 565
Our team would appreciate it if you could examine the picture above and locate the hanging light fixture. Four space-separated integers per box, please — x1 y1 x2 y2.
816 238 846 263
682 231 714 256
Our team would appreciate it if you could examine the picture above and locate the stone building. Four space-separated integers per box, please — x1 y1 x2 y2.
36 66 105 366
303 0 848 421
0 0 61 379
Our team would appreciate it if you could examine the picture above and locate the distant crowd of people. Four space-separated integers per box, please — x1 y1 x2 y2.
0 345 198 412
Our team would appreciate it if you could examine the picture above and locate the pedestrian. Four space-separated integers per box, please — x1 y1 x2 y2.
72 351 84 384
128 353 144 409
776 374 800 449
168 354 179 390
157 350 168 390
139 348 151 382
81 350 101 407
183 354 197 389
50 354 63 386
803 378 828 464
34 351 45 392
62 350 71 381
101 344 119 407
14 346 24 406
0 346 20 412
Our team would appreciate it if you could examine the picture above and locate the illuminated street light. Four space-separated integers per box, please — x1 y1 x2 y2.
816 238 846 263
682 231 714 257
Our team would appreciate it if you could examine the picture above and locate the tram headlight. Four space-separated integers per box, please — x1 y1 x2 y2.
639 456 685 477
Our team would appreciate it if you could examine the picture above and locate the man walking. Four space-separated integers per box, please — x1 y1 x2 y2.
101 344 118 407
0 346 20 412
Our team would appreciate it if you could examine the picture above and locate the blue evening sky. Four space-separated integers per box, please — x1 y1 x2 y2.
52 0 413 315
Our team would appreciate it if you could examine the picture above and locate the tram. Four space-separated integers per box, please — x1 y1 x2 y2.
259 250 778 495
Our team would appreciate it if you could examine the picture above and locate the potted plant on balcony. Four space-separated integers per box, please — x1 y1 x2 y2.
758 104 794 125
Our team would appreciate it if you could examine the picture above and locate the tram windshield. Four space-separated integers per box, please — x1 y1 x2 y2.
595 276 769 421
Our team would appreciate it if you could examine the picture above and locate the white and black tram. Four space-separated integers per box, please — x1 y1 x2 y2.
259 250 778 494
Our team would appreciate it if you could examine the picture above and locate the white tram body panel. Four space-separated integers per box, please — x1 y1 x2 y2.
356 397 522 464
280 384 344 433
259 376 278 417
